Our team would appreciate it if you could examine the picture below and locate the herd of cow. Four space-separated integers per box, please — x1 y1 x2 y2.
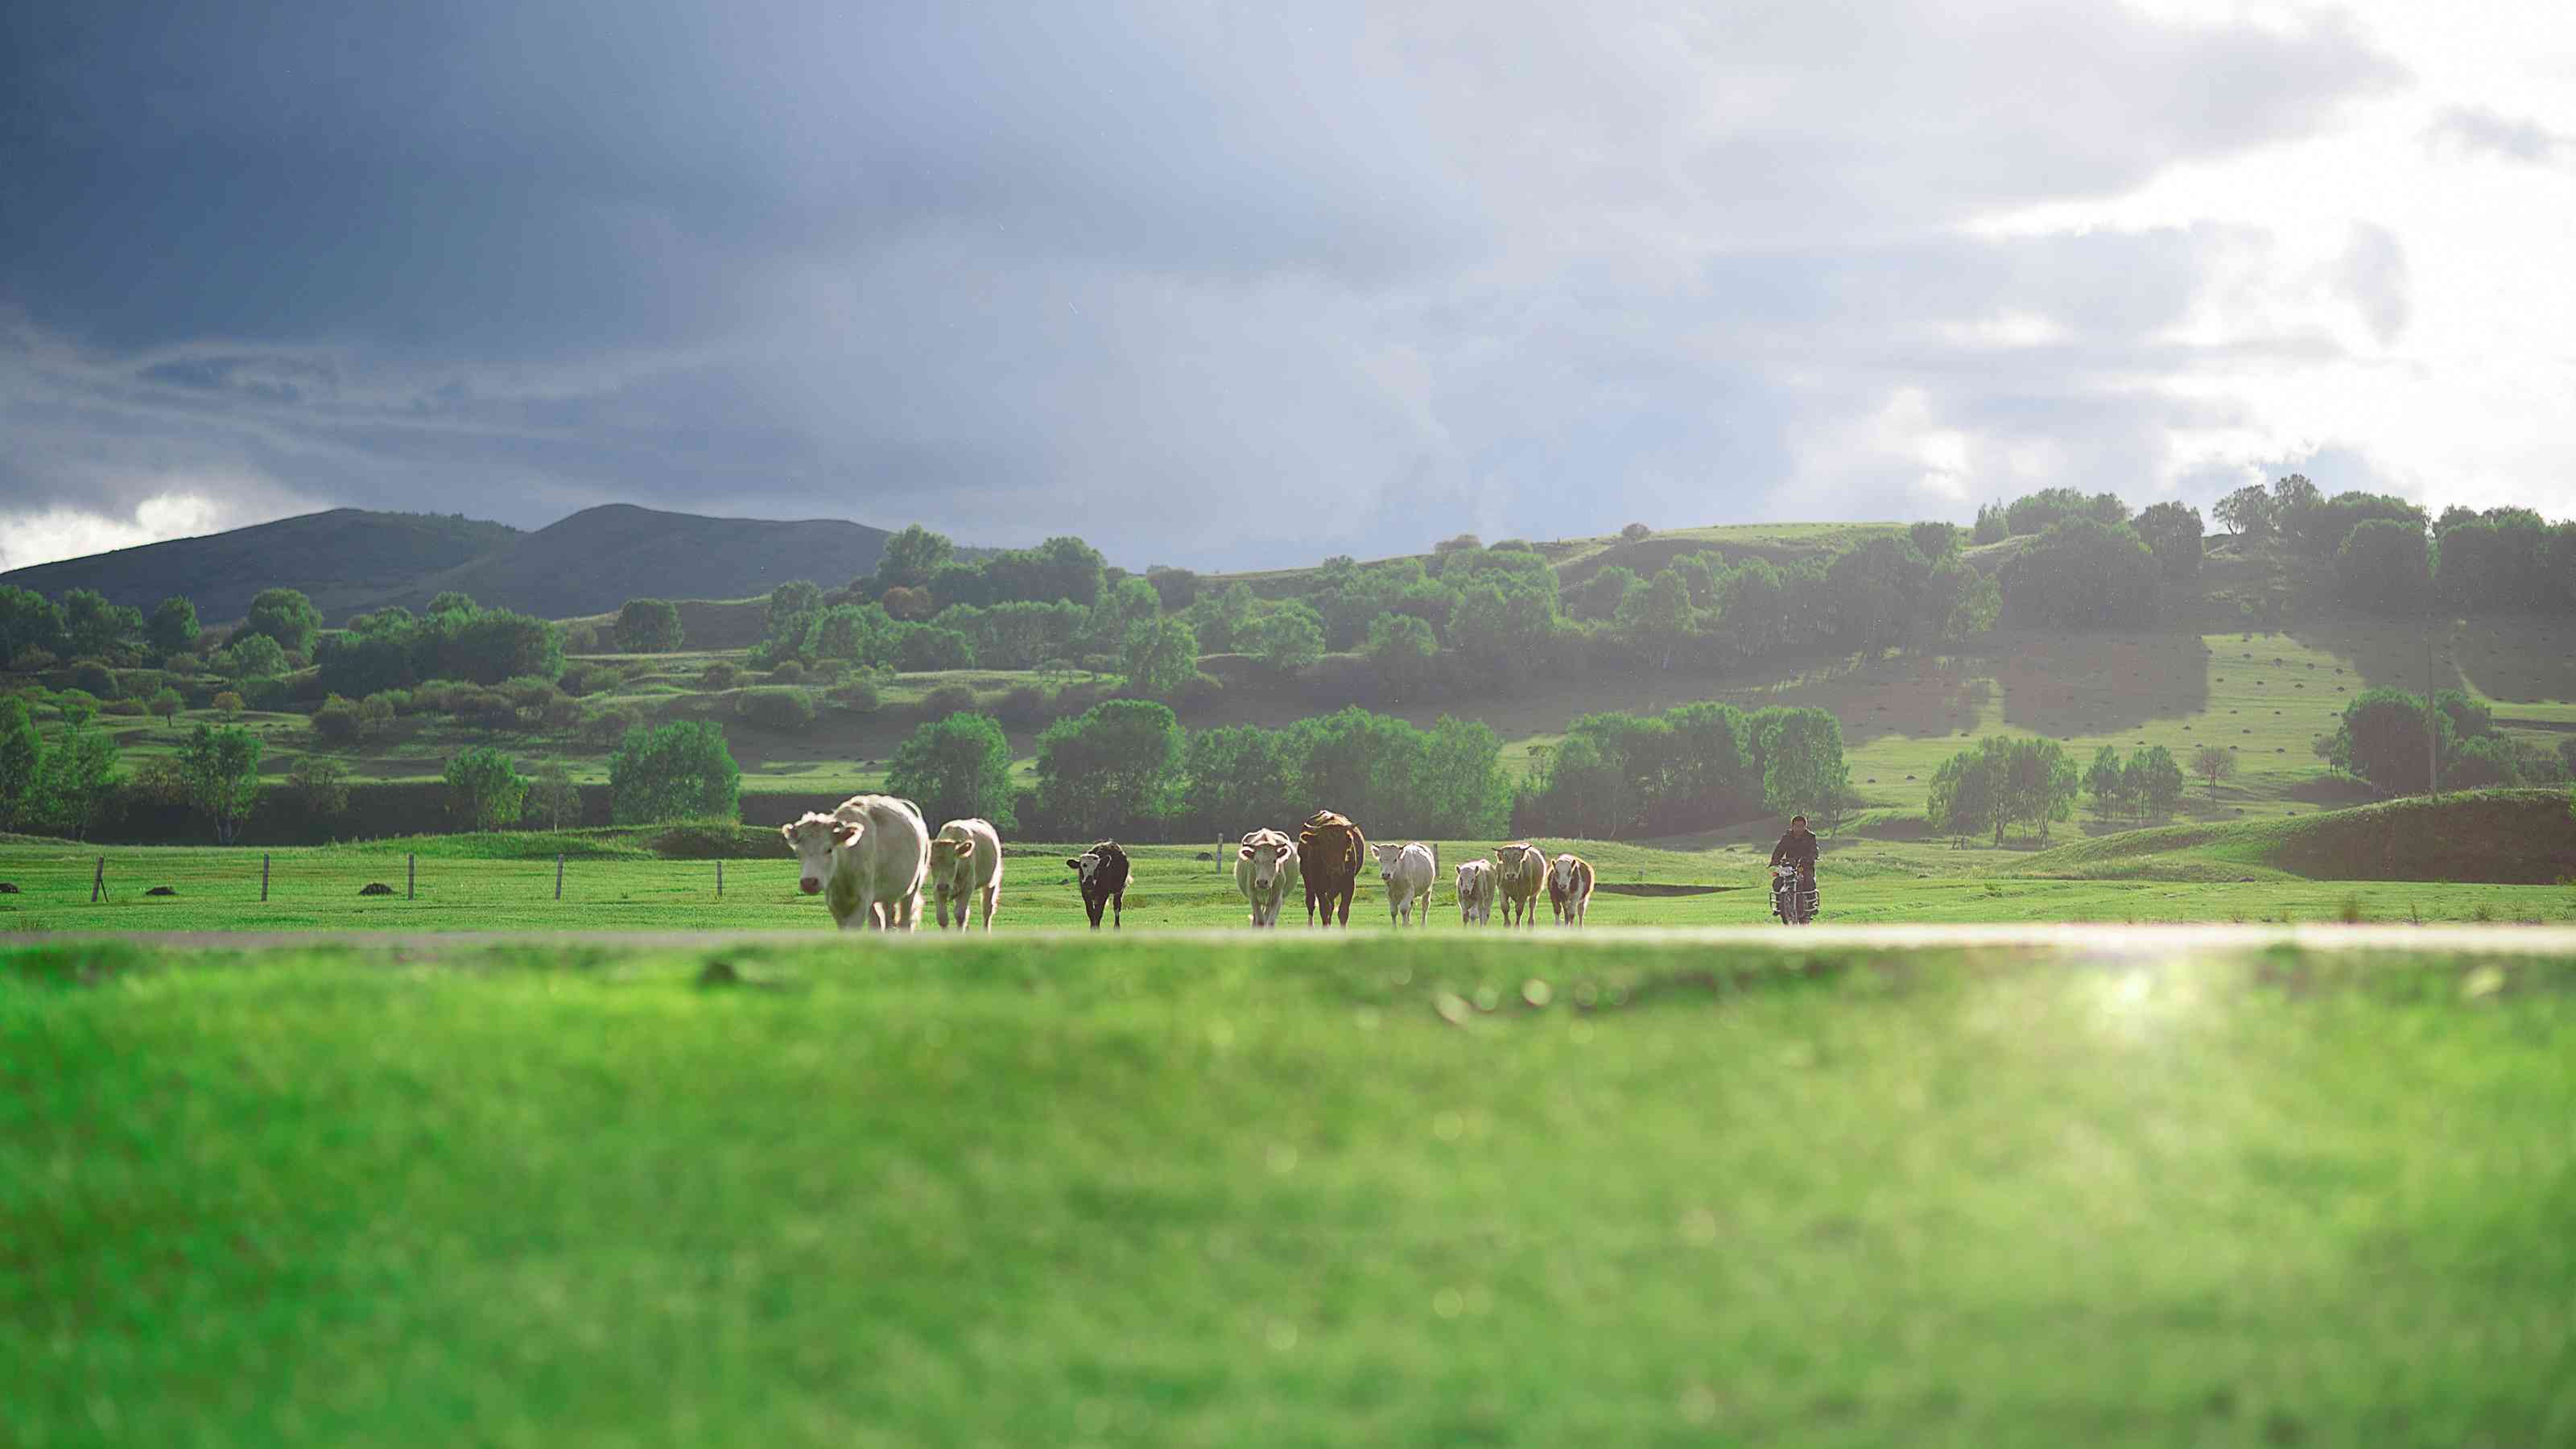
778 795 1599 932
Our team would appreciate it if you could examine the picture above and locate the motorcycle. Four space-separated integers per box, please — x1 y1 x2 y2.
1770 864 1819 925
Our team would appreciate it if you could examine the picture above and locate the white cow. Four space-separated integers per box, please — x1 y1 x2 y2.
779 794 931 931
1372 841 1437 927
1547 852 1596 927
1236 828 1299 928
1454 858 1496 925
928 817 1004 931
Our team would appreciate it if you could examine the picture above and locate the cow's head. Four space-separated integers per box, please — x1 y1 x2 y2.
928 836 970 873
1067 850 1106 888
780 812 861 894
1550 853 1583 893
1494 843 1537 876
1455 861 1487 896
1240 837 1290 890
1371 842 1407 878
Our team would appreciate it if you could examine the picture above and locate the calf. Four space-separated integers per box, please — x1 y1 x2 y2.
779 794 931 931
1297 810 1368 927
928 817 1004 931
1066 840 1130 929
1236 828 1298 927
1454 858 1496 925
1547 852 1596 927
1372 841 1436 927
1492 842 1546 927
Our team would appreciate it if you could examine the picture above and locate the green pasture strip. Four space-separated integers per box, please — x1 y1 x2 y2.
5 836 2574 932
5 938 2570 1446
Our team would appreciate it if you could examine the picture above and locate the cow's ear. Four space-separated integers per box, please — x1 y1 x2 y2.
832 823 861 845
778 823 798 844
1238 845 1253 861
1065 857 1082 869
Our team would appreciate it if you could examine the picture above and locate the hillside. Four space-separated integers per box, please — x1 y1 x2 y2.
379 505 898 620
0 510 519 623
2020 790 2576 884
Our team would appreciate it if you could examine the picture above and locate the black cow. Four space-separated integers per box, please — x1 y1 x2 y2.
1296 809 1367 927
1066 840 1130 929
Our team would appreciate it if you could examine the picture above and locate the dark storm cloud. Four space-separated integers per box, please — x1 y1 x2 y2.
2 2 2405 568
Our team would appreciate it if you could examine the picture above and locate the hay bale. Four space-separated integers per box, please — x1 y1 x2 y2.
144 886 177 897
359 882 395 896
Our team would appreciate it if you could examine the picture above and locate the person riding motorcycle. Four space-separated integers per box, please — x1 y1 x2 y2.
1768 815 1819 919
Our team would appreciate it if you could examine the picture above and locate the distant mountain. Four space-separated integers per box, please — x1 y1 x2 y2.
0 510 521 624
377 504 896 619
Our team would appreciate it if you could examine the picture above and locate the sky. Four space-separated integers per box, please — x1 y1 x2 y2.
3 1 2572 572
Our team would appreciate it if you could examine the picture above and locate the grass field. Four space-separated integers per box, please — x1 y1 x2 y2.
6 803 2572 933
6 933 2572 1445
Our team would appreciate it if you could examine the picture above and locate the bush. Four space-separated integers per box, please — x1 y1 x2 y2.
609 720 741 825
614 598 684 653
646 821 774 859
500 675 560 711
443 746 528 831
995 684 1050 729
162 652 204 676
211 691 245 719
1620 522 1652 542
360 694 398 735
734 687 817 731
887 712 1018 831
768 658 807 684
922 683 977 718
70 660 117 698
580 705 642 748
699 661 742 691
830 679 881 714
103 698 145 716
806 658 848 686
311 694 365 745
147 687 184 721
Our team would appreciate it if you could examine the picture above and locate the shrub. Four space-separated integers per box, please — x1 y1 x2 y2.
609 720 741 825
887 712 1018 830
995 684 1050 729
69 660 118 699
580 705 642 748
311 694 365 745
614 598 684 653
162 652 204 675
646 821 772 859
699 661 742 691
735 687 817 731
359 694 398 735
443 746 528 831
922 683 977 718
459 688 520 729
103 698 145 716
769 658 807 684
806 658 848 686
1620 522 1652 542
501 675 559 711
830 679 881 714
211 691 245 719
147 687 184 720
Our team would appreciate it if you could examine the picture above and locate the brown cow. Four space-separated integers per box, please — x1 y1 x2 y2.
1297 809 1368 927
1492 842 1546 927
1547 852 1596 927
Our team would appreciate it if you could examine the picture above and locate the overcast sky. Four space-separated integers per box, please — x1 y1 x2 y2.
5 1 2572 572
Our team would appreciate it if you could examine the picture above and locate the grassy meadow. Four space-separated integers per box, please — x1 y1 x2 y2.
7 934 2573 1446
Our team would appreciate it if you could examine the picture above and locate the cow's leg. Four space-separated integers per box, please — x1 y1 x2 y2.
980 883 998 931
1112 890 1124 929
1086 895 1104 929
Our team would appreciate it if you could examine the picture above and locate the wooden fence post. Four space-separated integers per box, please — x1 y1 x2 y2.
91 856 105 903
555 853 564 901
716 859 724 897
261 853 270 902
407 853 415 900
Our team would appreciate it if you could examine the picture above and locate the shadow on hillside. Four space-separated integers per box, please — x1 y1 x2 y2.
1988 629 2213 741
2293 615 2576 705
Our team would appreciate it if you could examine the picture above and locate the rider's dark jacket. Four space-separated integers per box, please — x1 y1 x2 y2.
1768 826 1818 874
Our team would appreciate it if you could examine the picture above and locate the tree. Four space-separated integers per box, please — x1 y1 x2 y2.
609 720 741 824
2132 502 2204 581
0 586 68 669
2084 745 2128 819
425 592 479 619
1617 568 1702 667
1971 503 2007 545
58 588 143 660
875 525 956 592
2213 485 2275 541
286 753 351 821
0 696 42 831
1118 615 1202 702
2325 688 2450 797
1907 521 1960 559
211 691 245 720
2334 521 2430 613
1752 708 1847 819
766 580 825 647
1030 700 1183 840
1996 519 2160 629
177 723 263 844
443 746 528 832
888 712 1018 832
242 588 322 655
2002 737 2080 842
54 690 99 729
2190 745 2236 797
524 759 582 830
30 724 121 840
148 687 184 721
1181 724 1304 839
1823 538 1930 655
221 633 289 680
147 597 201 659
1927 737 2012 846
1924 557 2001 643
1247 604 1324 678
614 598 684 653
2124 745 2186 821
1364 612 1439 692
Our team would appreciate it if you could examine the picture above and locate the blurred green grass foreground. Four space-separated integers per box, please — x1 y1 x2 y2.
5 936 2572 1446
